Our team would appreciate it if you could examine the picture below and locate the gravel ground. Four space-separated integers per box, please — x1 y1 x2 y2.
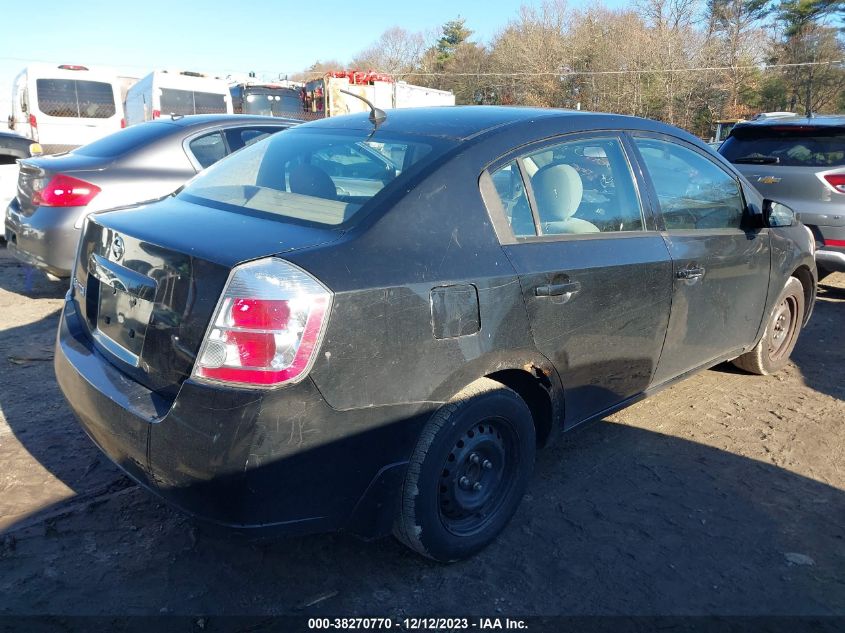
0 245 843 617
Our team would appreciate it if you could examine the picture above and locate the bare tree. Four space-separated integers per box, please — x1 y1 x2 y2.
351 27 430 78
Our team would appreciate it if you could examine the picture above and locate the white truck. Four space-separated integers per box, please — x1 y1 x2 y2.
124 71 233 125
302 71 455 118
8 64 125 154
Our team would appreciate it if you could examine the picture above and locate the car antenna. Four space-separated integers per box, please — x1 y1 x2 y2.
339 89 387 131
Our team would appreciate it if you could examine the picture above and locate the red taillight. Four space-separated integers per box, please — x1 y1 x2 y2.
120 118 126 128
825 239 845 247
823 174 845 194
151 109 160 120
231 298 291 329
193 258 332 388
32 174 101 207
28 114 37 128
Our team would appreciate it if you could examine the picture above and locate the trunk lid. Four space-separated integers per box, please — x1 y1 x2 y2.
72 196 343 398
17 154 110 215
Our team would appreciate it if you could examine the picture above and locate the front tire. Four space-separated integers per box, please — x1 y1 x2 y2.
393 378 536 562
732 277 805 375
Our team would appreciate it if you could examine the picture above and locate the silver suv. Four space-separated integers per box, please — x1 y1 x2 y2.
720 115 845 279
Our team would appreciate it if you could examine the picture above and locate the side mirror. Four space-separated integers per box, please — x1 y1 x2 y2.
763 199 795 228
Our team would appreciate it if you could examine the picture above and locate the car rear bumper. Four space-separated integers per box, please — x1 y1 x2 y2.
55 295 431 537
5 196 85 277
810 223 845 273
816 248 845 273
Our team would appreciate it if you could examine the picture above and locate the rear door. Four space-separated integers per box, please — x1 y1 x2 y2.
484 132 673 426
631 134 771 384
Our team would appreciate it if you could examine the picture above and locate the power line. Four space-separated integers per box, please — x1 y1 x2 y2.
0 57 841 80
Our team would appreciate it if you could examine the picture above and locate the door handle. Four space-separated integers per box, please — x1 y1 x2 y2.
535 281 582 298
676 266 705 280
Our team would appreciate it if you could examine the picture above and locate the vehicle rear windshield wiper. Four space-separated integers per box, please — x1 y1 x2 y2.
732 155 780 164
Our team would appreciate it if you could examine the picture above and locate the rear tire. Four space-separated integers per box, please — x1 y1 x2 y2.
732 277 805 375
393 378 536 562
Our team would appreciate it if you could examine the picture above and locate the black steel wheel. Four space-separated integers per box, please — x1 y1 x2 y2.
767 293 800 362
394 378 536 562
438 417 517 537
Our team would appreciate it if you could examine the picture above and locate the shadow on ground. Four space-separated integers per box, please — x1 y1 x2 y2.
1 407 843 617
0 252 67 299
790 275 845 401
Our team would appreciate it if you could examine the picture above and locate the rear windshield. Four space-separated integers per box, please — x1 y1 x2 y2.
36 79 116 118
73 121 177 158
721 125 845 167
160 89 227 115
178 128 455 226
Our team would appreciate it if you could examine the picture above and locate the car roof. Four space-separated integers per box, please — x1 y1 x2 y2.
734 114 845 130
160 113 301 128
299 106 660 141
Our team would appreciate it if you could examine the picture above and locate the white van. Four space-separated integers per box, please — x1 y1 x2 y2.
124 71 233 125
9 64 125 154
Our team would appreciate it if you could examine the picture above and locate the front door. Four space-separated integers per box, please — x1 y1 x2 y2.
486 133 674 426
631 135 771 385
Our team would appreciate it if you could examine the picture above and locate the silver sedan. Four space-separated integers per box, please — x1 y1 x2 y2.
5 114 297 277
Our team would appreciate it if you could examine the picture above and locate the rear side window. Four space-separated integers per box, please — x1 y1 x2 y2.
36 79 116 118
160 89 227 115
490 161 534 237
178 129 454 227
720 126 845 167
636 138 744 230
188 132 227 168
489 136 643 237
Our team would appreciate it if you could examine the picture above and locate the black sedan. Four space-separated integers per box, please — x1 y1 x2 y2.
54 107 816 562
5 115 296 278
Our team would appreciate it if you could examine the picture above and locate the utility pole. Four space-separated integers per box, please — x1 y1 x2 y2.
804 68 812 117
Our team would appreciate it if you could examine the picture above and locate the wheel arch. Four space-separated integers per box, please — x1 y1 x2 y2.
791 264 816 326
429 350 564 449
486 368 556 448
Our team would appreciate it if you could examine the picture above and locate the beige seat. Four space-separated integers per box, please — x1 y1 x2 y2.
531 164 600 234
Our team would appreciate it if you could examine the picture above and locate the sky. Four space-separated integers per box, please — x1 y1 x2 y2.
0 0 632 122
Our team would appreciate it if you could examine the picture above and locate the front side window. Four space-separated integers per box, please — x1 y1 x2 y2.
179 129 453 227
489 136 644 237
635 138 744 230
36 79 116 118
225 127 280 151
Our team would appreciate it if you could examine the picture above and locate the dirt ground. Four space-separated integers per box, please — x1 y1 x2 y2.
0 244 843 618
